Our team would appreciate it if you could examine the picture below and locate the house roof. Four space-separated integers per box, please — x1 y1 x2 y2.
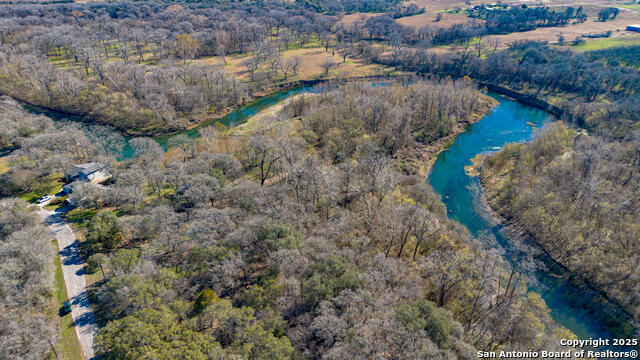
74 162 106 175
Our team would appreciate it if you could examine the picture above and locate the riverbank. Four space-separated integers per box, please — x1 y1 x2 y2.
7 74 410 137
426 95 638 344
411 93 498 177
478 150 638 340
14 74 553 141
227 80 499 178
477 83 564 118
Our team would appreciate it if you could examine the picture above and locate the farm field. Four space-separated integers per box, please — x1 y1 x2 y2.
402 0 640 47
479 8 640 47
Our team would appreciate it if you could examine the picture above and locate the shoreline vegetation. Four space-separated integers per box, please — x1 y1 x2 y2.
2 0 640 357
13 73 526 141
5 65 635 348
480 123 639 338
3 78 576 358
227 79 499 178
13 69 633 337
477 174 636 339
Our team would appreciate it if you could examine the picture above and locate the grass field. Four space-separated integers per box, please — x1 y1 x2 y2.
395 12 479 28
570 34 640 51
401 0 640 49
618 4 640 11
18 173 65 203
194 46 392 83
0 156 9 175
52 239 85 360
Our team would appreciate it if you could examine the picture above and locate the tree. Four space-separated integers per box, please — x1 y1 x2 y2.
182 174 220 207
130 137 164 170
264 42 281 79
243 57 260 81
321 56 337 77
69 182 103 209
390 31 403 70
336 42 352 63
94 308 224 360
305 256 362 309
233 323 295 360
0 200 57 359
167 134 192 162
212 154 242 179
420 250 468 307
396 299 453 349
131 29 148 63
289 55 300 75
279 57 297 80
215 30 230 65
319 30 331 52
87 211 121 252
173 33 199 64
193 289 220 314
245 134 281 186
252 220 301 259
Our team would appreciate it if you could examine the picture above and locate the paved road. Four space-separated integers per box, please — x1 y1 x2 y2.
38 207 97 360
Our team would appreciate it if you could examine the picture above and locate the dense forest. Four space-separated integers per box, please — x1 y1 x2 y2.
481 123 640 326
295 0 401 14
0 1 602 134
355 9 640 337
0 198 57 358
1 0 639 357
83 82 567 358
470 6 587 34
586 45 640 69
0 82 574 358
376 42 640 138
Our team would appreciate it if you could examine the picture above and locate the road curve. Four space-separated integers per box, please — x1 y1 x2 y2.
38 207 97 359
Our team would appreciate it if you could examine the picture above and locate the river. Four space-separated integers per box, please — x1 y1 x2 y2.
428 93 624 342
26 82 629 345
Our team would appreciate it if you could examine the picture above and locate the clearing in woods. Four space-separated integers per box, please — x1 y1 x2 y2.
194 47 392 82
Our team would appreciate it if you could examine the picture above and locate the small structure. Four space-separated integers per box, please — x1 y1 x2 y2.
61 182 77 195
627 25 640 33
66 162 110 184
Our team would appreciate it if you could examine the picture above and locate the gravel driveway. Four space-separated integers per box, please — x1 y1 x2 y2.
38 207 97 359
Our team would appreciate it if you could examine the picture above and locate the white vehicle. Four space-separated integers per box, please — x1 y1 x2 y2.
36 195 52 204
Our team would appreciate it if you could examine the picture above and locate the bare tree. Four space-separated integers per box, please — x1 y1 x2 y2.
321 56 337 77
245 133 281 186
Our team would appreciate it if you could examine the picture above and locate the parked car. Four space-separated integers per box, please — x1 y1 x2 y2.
60 300 72 315
36 195 52 204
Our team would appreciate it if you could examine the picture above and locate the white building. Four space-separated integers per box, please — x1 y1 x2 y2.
627 25 640 32
66 162 110 183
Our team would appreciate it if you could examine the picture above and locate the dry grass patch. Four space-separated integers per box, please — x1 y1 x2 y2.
396 12 478 28
407 0 471 12
231 94 311 136
482 18 640 47
0 156 10 175
475 2 640 47
194 47 391 83
339 12 381 25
